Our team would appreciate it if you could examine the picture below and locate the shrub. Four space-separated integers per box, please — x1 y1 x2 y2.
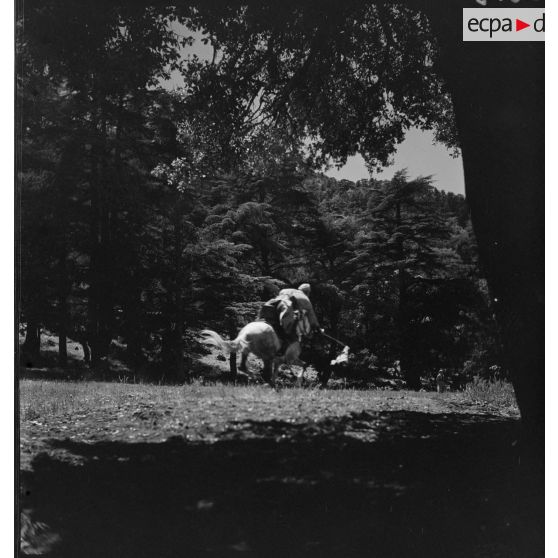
462 377 517 409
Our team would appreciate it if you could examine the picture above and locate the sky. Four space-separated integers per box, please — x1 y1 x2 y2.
169 27 466 196
325 129 465 195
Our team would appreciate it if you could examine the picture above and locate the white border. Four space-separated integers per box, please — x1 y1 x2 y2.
546 1 554 553
1 1 15 554
0 2 15 556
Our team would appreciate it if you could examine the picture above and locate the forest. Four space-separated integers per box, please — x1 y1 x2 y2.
18 1 502 390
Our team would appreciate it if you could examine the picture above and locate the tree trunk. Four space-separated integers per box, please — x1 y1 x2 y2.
98 117 114 363
22 319 41 366
228 322 238 380
173 207 186 382
88 111 113 367
261 244 271 276
54 143 76 369
75 327 91 365
224 308 239 379
160 203 187 382
123 287 145 370
393 200 420 388
57 210 69 369
161 323 182 379
58 299 68 368
423 0 544 451
88 172 101 367
229 352 238 378
398 272 421 389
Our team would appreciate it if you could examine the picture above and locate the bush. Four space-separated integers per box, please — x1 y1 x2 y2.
462 377 517 409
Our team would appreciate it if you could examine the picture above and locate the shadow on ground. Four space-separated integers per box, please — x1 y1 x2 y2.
20 411 542 558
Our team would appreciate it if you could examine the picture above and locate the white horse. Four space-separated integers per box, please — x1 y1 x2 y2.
201 308 311 386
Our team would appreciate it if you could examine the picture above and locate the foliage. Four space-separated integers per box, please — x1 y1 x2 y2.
462 378 517 410
177 0 459 170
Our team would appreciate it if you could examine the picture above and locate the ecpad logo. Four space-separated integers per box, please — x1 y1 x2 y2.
463 8 545 41
468 14 544 37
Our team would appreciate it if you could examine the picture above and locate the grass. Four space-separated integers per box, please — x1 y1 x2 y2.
20 380 132 421
19 379 424 421
20 376 518 426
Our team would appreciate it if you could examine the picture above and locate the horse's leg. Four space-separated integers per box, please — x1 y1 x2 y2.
261 359 272 383
319 370 331 389
239 351 249 373
296 364 306 388
271 359 280 387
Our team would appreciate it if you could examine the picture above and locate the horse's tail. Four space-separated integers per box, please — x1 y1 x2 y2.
200 329 248 354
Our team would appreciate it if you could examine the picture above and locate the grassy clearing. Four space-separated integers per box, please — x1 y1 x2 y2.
23 379 479 472
19 379 425 422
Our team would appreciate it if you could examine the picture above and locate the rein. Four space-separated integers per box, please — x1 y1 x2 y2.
319 331 346 348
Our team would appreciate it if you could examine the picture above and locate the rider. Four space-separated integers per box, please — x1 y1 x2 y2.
279 283 321 334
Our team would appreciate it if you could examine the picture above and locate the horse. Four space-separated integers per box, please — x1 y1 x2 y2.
201 310 311 386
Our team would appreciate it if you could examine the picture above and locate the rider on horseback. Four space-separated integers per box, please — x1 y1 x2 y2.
226 283 322 377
